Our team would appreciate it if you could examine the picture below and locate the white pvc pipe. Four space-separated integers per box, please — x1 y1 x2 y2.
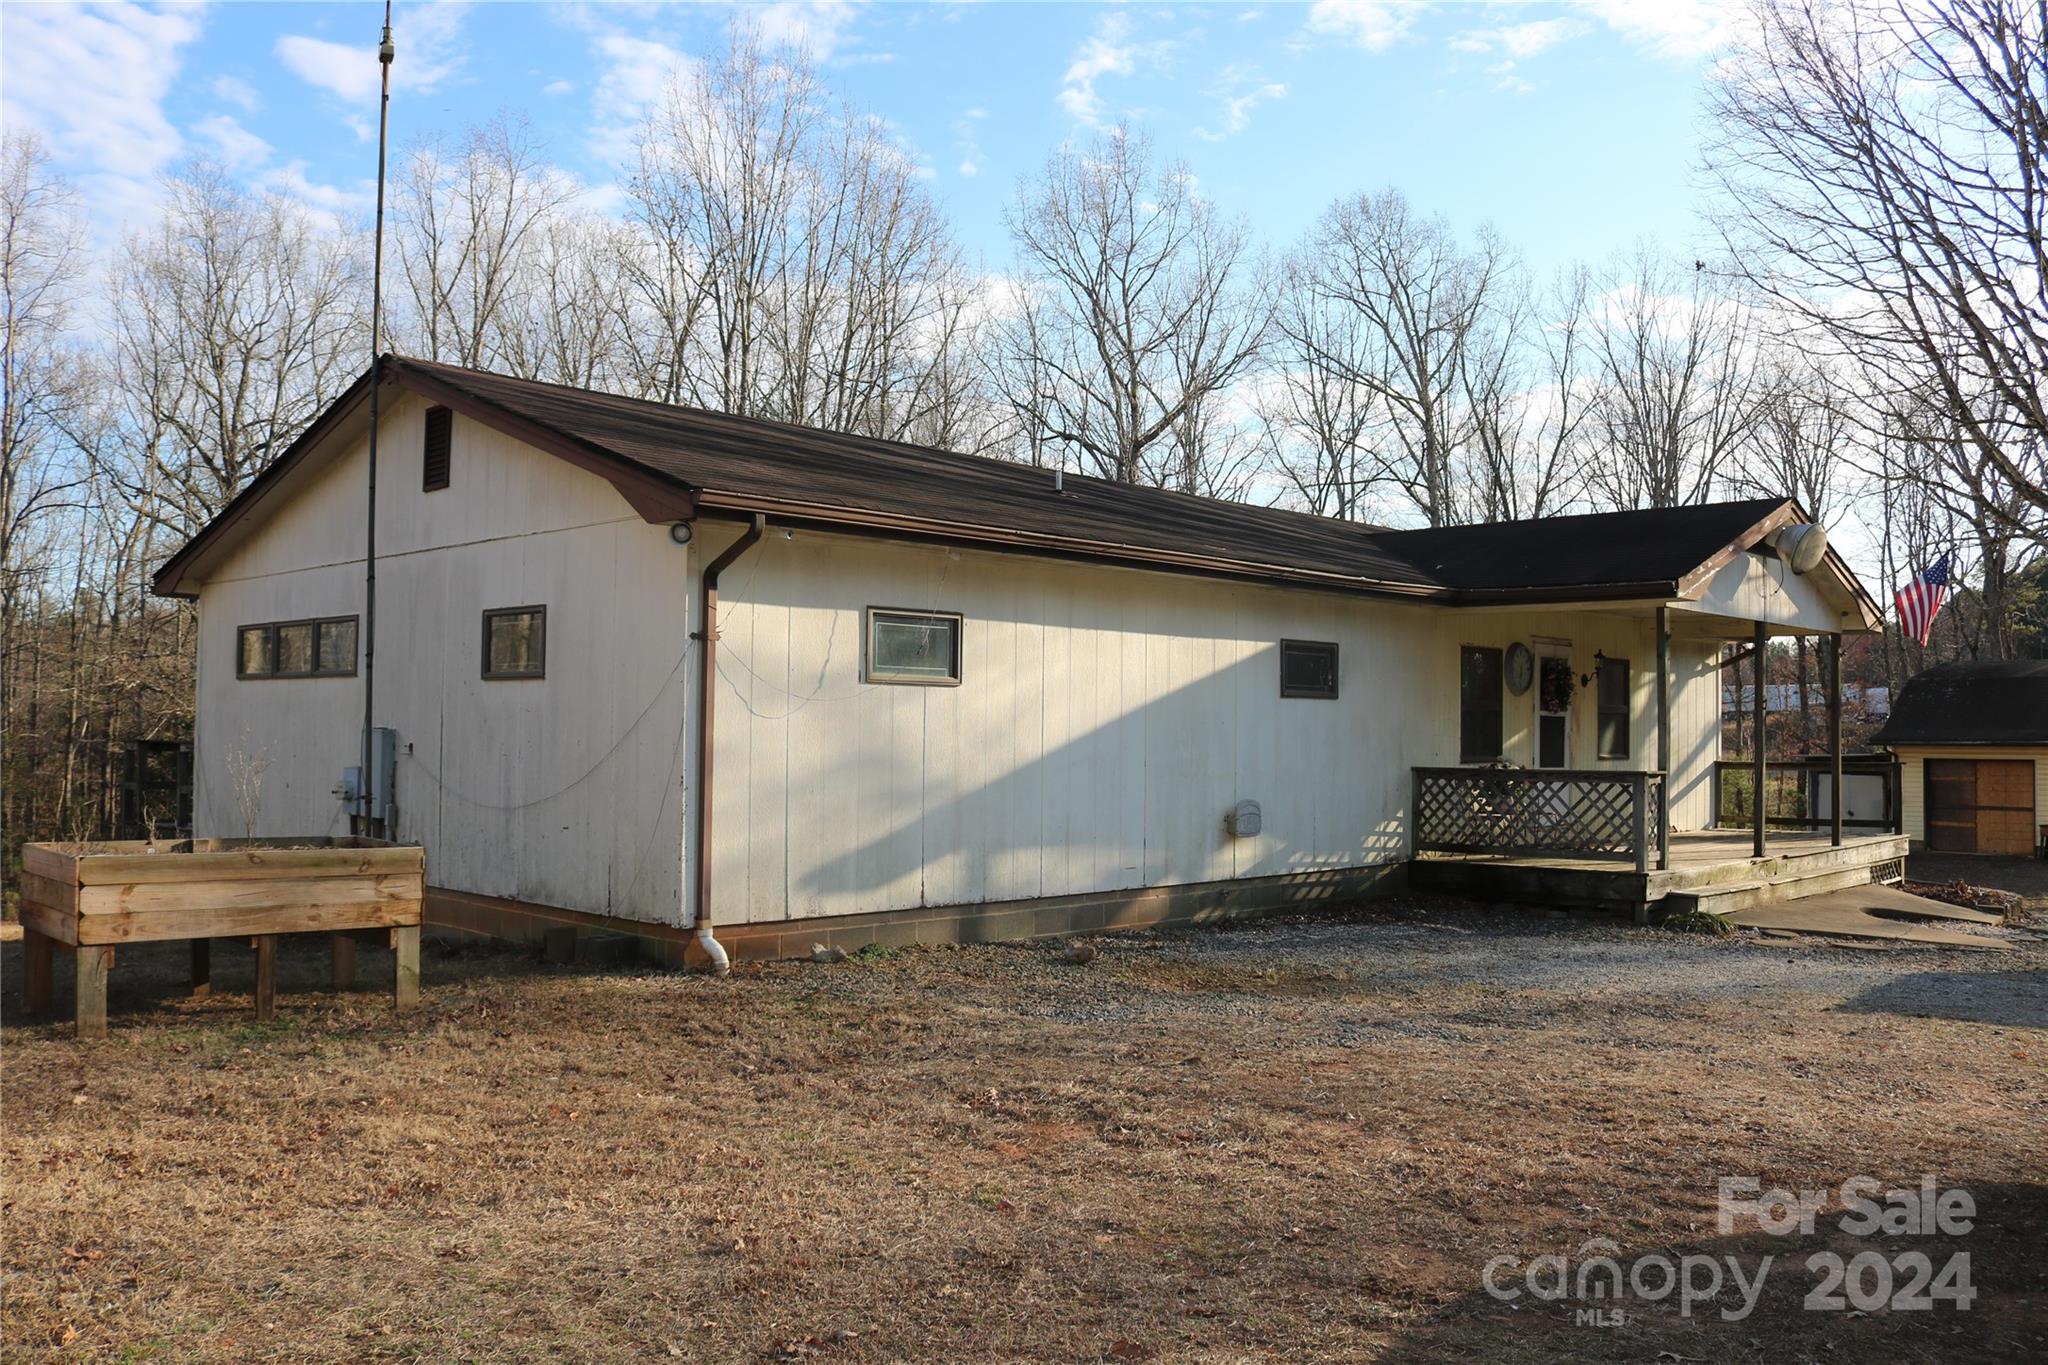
696 923 730 977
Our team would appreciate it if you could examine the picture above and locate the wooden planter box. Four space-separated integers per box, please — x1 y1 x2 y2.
17 837 424 1039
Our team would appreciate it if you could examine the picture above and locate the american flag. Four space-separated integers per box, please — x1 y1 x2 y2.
1894 554 1952 646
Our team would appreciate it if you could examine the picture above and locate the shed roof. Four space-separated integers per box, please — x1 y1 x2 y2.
151 356 1875 622
1869 660 2048 746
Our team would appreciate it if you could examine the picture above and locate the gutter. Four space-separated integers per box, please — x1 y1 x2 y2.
689 513 766 975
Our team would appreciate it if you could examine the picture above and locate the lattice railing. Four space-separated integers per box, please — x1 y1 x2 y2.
1412 768 1666 874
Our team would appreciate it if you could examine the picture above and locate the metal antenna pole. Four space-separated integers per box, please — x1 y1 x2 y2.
360 1 395 836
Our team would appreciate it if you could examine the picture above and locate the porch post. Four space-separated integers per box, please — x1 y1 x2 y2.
1828 631 1843 847
1753 620 1767 859
1656 606 1671 872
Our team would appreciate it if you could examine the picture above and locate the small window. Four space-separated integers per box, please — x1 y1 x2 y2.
483 606 546 679
1279 639 1338 699
423 405 452 491
865 609 961 685
1460 646 1504 763
237 617 357 679
1597 656 1631 759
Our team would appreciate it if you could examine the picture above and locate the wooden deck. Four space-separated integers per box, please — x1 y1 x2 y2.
1410 830 1909 919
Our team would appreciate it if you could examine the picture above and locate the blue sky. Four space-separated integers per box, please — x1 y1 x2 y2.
3 1 1736 278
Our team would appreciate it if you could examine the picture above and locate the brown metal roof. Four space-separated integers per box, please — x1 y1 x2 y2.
153 355 1845 611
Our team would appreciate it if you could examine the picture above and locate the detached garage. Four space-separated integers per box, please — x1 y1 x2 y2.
1873 660 2048 856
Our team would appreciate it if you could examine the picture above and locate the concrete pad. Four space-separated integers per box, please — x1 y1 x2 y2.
1726 884 2010 949
1835 883 2006 923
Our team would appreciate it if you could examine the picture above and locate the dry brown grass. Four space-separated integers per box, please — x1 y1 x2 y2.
3 904 2043 1364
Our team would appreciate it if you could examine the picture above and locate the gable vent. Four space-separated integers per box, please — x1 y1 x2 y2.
422 405 452 492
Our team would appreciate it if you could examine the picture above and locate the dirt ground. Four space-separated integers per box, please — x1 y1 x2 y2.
1910 853 2048 915
3 890 2044 1364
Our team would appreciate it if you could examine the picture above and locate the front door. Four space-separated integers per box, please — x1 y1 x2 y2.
1534 640 1572 769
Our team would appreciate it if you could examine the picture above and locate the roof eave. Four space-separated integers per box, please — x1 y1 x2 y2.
690 492 1449 601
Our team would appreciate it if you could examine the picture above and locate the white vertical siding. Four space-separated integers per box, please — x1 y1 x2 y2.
193 394 689 923
695 525 1701 927
1667 639 1724 829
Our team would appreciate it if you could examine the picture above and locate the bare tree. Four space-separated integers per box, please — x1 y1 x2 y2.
1282 190 1508 525
1582 251 1766 509
1257 263 1379 518
393 114 579 372
624 32 982 444
108 163 368 536
497 213 636 390
1735 353 1850 522
1462 267 1589 521
997 125 1268 487
1875 387 2042 663
0 133 89 630
1708 0 2048 528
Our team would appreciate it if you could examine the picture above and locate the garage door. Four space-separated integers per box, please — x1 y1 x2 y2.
1926 759 2036 854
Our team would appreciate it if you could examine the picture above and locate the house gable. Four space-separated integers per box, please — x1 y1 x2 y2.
179 391 677 591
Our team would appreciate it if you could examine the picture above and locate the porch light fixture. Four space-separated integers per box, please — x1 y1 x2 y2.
1765 522 1829 574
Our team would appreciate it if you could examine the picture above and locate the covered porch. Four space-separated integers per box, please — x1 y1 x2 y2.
1409 521 1897 919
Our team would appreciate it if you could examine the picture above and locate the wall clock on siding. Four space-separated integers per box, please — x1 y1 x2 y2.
1504 642 1534 695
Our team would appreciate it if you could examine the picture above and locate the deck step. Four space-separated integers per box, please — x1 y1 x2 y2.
1664 835 1909 892
1659 863 1879 917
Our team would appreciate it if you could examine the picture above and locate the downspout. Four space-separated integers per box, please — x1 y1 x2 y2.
690 513 766 975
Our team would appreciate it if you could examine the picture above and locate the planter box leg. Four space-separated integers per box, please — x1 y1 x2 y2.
393 926 420 1013
24 929 53 1015
331 934 356 991
254 936 277 1021
191 939 212 999
75 946 110 1040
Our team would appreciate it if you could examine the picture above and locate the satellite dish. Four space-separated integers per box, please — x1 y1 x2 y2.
1768 522 1829 575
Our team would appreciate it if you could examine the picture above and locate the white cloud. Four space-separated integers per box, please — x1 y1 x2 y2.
1450 17 1583 60
212 75 262 112
750 1 863 61
1059 13 1138 124
192 114 273 172
1195 67 1287 142
0 1 204 235
543 78 576 97
953 106 986 178
588 33 693 167
275 0 472 102
1572 0 1731 60
1487 61 1537 96
1448 16 1587 94
257 161 375 224
1304 0 1422 53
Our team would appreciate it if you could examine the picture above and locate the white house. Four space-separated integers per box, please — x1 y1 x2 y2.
154 357 1891 965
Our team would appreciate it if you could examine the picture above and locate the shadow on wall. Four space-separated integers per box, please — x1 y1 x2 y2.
709 568 1423 916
